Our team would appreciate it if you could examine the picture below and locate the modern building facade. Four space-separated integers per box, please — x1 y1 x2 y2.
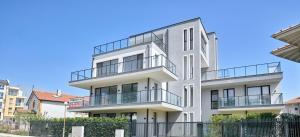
68 18 284 123
27 89 87 118
271 23 300 63
0 80 26 120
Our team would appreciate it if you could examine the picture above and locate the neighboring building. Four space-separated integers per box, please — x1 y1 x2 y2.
0 80 9 120
271 23 300 63
68 17 284 123
1 83 26 120
27 89 87 118
283 97 300 115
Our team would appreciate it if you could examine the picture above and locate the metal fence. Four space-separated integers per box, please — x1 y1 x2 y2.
25 120 300 137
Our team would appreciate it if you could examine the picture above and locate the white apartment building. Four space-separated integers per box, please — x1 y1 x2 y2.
68 18 284 123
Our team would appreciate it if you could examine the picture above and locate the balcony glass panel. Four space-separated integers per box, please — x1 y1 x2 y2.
202 62 281 81
70 55 176 82
219 93 283 108
68 89 182 109
94 32 166 56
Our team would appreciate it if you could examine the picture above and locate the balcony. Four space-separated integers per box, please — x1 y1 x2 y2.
68 89 182 112
93 32 166 56
69 55 177 89
218 93 284 112
202 62 283 88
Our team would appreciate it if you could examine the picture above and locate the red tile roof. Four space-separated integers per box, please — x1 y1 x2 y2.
33 89 77 103
286 97 300 105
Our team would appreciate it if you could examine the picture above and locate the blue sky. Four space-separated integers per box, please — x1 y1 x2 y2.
0 0 299 100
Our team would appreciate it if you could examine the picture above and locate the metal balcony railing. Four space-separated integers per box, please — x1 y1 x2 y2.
218 93 283 108
68 89 182 109
70 54 176 82
93 32 166 56
202 62 281 81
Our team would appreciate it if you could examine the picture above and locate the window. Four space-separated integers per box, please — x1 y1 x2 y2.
96 59 118 77
189 55 194 79
247 85 270 105
0 102 2 109
201 34 207 56
122 83 138 103
95 86 117 105
0 92 3 99
93 113 116 118
184 56 188 80
223 89 235 107
190 113 194 135
8 89 18 96
153 112 157 136
184 86 188 107
190 85 193 107
190 28 194 50
183 113 188 136
184 29 187 51
211 90 219 109
123 54 143 72
0 84 4 89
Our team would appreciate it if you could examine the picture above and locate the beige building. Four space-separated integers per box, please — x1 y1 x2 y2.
0 80 26 120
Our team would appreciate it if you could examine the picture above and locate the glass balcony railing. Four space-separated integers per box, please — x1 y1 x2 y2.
93 32 166 56
68 89 182 109
70 54 176 82
202 62 281 81
218 93 283 108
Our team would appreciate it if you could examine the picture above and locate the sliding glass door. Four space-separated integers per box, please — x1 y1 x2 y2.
96 59 118 77
122 83 138 103
95 86 117 105
123 54 143 72
247 86 270 105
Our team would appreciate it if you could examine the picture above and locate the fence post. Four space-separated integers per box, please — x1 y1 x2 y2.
197 122 203 137
221 122 224 137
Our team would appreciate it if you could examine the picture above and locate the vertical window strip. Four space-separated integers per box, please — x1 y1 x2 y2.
189 55 194 79
190 85 193 107
184 29 187 51
184 56 188 80
190 28 194 50
184 86 188 107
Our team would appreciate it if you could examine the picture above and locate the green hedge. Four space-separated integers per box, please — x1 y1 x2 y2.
30 117 129 137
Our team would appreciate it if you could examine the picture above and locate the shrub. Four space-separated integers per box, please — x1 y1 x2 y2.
30 117 129 137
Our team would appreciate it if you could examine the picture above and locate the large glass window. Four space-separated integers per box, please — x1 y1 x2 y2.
95 86 117 105
190 28 194 50
247 85 270 105
0 84 4 90
122 83 138 103
184 56 188 80
211 90 219 109
184 29 187 51
184 86 188 107
8 89 18 96
0 92 3 99
96 59 118 77
123 54 143 72
189 55 194 79
223 89 235 107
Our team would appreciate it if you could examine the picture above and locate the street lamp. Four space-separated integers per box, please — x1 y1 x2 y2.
62 101 68 137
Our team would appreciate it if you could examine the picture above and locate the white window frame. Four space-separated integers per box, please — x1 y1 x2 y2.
183 28 188 51
189 84 194 107
183 55 188 80
189 54 194 80
183 86 188 107
189 27 194 50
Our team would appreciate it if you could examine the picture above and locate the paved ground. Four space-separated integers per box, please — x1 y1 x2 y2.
0 133 33 137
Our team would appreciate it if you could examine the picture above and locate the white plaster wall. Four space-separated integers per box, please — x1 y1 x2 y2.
41 101 84 118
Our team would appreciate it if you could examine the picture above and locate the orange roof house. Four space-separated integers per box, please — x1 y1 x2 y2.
26 89 81 118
